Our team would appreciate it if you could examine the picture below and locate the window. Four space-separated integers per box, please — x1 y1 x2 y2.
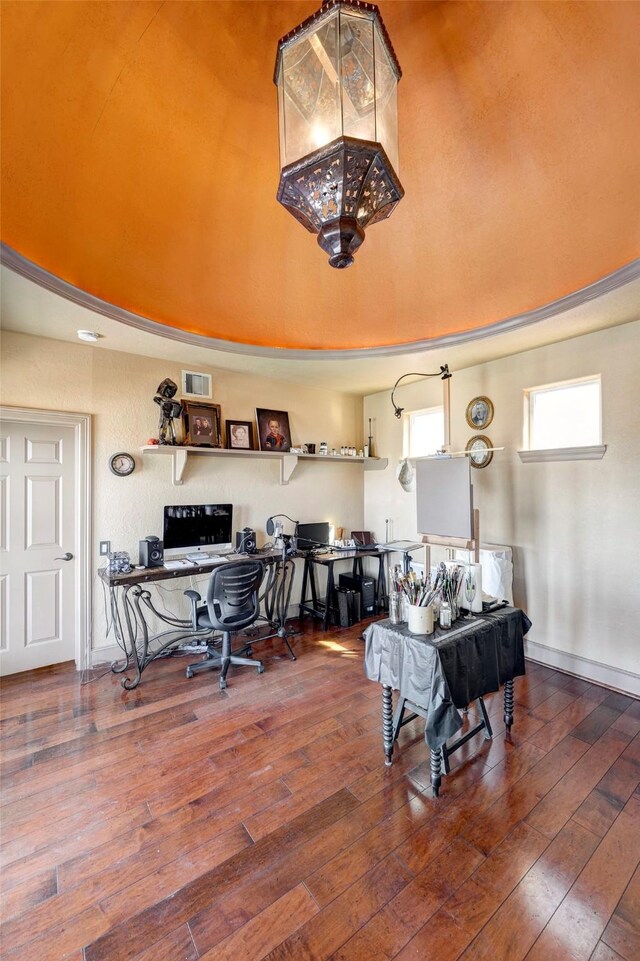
404 406 445 458
520 375 605 462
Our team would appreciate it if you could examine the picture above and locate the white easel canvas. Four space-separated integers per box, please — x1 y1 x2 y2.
416 456 473 539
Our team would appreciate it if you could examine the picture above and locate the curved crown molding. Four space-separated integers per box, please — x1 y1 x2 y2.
2 243 639 360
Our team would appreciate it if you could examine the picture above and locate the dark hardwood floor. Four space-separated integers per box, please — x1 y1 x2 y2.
1 620 639 961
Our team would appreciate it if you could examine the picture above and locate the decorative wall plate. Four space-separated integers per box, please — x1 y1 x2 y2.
466 435 494 469
466 396 494 430
109 452 136 476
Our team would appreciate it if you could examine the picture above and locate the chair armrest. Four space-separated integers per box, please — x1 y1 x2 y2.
184 589 202 629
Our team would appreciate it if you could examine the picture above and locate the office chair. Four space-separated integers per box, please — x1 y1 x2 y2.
184 559 265 689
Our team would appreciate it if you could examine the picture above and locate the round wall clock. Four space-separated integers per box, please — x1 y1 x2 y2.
466 396 494 430
466 435 494 469
109 452 136 476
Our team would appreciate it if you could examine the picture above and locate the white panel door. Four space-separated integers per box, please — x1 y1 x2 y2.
0 419 78 674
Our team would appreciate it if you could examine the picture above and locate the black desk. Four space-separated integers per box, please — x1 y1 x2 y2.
99 551 290 689
298 548 388 630
363 607 529 794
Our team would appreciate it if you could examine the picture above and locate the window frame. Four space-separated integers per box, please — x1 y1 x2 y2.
402 404 446 459
519 374 606 463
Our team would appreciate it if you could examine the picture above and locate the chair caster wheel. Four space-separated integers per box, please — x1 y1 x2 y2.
258 664 265 674
219 678 227 690
186 668 193 678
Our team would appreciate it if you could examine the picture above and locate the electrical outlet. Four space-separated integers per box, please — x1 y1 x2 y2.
99 540 111 556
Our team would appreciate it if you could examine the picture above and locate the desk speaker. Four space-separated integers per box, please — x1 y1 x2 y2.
139 536 164 568
236 528 256 554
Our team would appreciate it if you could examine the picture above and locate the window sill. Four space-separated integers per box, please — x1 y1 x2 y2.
517 445 607 463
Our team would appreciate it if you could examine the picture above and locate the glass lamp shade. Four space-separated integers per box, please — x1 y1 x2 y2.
274 0 403 268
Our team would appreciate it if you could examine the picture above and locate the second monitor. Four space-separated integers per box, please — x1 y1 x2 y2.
297 521 331 550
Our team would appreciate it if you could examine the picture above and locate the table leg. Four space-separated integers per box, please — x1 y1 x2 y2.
430 747 443 796
376 556 387 613
323 562 335 631
109 584 131 675
298 558 310 620
382 685 394 766
110 584 141 685
121 587 149 689
504 678 514 731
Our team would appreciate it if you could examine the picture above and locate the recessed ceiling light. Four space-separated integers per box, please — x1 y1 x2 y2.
77 330 102 342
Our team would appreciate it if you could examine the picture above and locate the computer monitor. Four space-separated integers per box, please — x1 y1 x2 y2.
163 504 233 559
297 521 331 550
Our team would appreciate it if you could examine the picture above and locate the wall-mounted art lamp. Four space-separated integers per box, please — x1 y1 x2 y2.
274 1 403 268
390 365 452 419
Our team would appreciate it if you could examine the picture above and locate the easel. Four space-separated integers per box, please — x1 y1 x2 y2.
393 507 492 794
420 507 480 570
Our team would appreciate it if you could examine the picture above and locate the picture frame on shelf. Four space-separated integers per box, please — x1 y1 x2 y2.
466 434 494 469
225 420 255 450
182 401 222 448
256 408 292 452
466 396 494 430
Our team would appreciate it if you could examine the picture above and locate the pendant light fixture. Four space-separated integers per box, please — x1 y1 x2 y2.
274 0 403 268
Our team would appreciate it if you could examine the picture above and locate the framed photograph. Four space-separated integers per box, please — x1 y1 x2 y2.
466 396 494 430
182 401 222 448
225 420 255 450
256 408 292 452
466 434 494 469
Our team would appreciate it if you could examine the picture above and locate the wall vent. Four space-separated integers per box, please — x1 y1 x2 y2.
181 370 212 399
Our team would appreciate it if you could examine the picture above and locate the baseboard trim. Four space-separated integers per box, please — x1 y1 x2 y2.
91 645 127 669
524 638 640 698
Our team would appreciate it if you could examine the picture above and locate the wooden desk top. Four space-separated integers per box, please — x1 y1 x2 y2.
99 551 282 588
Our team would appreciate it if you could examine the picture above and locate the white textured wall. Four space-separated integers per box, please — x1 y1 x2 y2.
364 321 640 689
1 331 365 656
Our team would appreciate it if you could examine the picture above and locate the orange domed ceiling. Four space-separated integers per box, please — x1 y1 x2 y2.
1 0 639 351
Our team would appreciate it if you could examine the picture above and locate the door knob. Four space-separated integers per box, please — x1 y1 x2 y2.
55 552 74 561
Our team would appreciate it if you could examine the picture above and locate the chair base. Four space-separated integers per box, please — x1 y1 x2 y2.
186 633 264 690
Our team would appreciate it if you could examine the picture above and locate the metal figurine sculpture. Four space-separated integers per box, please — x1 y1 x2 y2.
154 378 183 445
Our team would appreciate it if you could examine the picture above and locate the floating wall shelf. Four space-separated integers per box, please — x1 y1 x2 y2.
140 445 388 486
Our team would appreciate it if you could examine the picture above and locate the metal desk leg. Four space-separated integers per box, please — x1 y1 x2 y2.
109 584 133 675
110 584 144 688
430 747 443 796
504 678 514 730
376 556 387 613
382 685 394 766
298 558 310 620
322 562 335 631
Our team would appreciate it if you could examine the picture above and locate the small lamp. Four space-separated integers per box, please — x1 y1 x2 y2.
265 514 299 555
274 1 403 268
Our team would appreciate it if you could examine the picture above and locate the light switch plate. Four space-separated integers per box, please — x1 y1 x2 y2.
99 540 111 556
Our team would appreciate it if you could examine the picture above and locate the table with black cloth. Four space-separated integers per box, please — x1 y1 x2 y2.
363 606 530 794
